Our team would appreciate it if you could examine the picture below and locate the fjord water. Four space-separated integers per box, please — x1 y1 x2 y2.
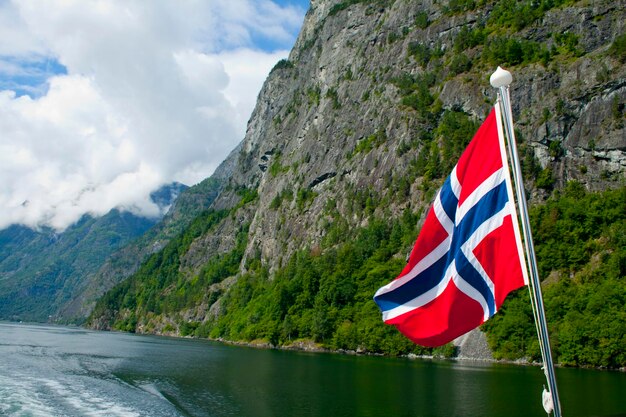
1 323 625 417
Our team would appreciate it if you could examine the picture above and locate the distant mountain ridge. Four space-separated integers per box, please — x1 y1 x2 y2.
59 177 224 322
0 182 188 322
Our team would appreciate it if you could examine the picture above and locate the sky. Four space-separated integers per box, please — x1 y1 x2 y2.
0 0 309 231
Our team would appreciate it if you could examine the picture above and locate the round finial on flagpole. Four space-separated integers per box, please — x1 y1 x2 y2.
490 66 512 88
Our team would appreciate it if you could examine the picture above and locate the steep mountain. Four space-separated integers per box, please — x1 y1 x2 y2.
89 0 625 366
0 182 187 322
59 176 225 322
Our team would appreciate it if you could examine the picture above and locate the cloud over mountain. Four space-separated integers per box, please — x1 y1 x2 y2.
0 0 306 230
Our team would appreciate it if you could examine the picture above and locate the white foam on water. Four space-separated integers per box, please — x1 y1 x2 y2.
39 378 142 417
0 366 180 417
0 324 183 417
0 373 62 417
137 382 168 401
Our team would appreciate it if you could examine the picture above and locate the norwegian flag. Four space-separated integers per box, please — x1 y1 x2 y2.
374 105 528 347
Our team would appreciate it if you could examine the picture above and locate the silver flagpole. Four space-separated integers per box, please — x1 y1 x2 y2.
490 67 563 417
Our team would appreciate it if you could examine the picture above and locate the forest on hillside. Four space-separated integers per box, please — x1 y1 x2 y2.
90 183 625 368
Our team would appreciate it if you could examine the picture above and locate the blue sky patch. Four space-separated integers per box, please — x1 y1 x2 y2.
0 56 67 98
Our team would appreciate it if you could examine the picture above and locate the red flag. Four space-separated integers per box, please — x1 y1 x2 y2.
374 106 528 347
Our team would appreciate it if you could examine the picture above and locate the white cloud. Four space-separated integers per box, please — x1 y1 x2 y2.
0 1 45 56
0 0 306 231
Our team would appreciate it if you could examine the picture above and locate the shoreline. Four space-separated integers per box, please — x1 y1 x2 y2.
5 320 625 371
205 335 626 372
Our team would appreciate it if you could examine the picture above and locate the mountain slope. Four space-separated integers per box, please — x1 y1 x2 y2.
0 210 157 322
0 183 187 322
58 177 225 322
89 0 625 366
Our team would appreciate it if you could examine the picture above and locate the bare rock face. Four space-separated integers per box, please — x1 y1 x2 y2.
454 329 494 361
207 0 625 278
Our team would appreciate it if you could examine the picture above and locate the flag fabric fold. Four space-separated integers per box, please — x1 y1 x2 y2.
374 105 528 347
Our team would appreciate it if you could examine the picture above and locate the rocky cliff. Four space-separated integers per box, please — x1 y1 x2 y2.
214 0 625 275
89 0 625 363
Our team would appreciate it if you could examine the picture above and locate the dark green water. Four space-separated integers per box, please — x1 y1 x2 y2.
1 322 625 417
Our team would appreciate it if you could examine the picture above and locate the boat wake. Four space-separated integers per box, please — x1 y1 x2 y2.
0 343 183 417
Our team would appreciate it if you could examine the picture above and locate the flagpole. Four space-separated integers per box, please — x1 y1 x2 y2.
490 67 563 417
